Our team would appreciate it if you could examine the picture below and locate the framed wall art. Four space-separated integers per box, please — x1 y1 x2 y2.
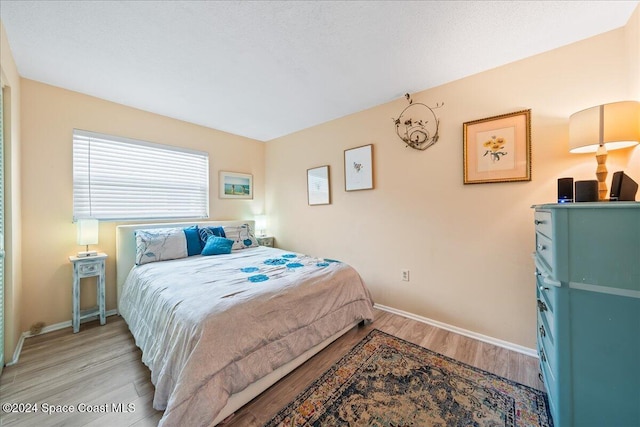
463 109 531 184
307 165 331 205
219 171 253 199
344 144 373 191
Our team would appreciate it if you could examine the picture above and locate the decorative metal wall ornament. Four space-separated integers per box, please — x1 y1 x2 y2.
392 93 443 151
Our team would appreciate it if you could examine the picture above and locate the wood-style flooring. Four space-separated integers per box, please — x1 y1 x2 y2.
0 309 543 426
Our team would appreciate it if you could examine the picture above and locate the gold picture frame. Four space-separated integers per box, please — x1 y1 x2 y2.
463 109 531 184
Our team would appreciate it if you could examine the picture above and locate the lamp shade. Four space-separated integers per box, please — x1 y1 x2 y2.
254 215 267 236
77 218 99 245
569 101 640 153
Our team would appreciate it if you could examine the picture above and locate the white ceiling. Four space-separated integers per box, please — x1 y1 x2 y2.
1 1 638 141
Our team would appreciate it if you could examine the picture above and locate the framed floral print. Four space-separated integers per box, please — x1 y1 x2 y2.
463 109 531 184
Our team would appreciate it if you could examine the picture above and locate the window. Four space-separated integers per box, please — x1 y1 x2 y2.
73 129 209 221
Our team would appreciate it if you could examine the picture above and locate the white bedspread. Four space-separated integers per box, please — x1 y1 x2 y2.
118 246 374 426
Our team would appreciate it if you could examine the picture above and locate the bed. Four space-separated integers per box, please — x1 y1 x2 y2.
115 220 374 426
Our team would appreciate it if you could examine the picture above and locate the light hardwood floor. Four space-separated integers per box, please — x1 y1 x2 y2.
0 309 543 426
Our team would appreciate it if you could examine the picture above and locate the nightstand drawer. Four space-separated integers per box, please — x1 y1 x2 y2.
257 236 274 247
78 261 102 277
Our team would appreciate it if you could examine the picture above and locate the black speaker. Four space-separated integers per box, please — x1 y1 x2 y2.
557 177 574 203
610 171 638 201
575 180 599 202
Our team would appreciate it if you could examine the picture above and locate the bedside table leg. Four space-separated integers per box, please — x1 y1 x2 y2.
72 273 80 333
98 268 106 326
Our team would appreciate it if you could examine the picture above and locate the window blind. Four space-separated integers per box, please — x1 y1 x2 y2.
73 129 209 221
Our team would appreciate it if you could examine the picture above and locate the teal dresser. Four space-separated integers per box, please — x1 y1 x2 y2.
532 202 640 427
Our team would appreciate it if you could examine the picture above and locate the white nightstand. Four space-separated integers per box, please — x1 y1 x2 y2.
256 236 275 248
69 253 107 333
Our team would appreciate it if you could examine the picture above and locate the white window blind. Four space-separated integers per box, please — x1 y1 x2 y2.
73 129 209 221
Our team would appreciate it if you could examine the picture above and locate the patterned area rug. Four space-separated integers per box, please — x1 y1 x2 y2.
264 329 552 427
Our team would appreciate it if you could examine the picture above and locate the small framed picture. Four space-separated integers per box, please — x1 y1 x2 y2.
344 144 374 191
219 171 253 199
463 109 531 184
307 165 331 205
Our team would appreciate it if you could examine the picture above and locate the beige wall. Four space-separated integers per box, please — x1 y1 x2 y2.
19 80 265 331
1 21 23 364
627 4 640 98
266 23 640 349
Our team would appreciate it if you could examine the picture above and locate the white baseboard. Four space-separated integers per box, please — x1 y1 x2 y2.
5 310 119 367
374 304 538 358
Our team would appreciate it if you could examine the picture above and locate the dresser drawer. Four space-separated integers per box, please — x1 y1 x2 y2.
539 355 559 425
539 342 557 391
535 232 554 276
534 210 552 239
536 274 556 315
536 295 554 337
537 312 556 371
538 302 555 340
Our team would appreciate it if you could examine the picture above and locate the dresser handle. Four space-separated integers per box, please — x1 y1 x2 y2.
540 348 547 362
539 324 546 338
538 285 549 292
538 372 544 382
536 244 546 251
534 219 544 225
537 299 548 312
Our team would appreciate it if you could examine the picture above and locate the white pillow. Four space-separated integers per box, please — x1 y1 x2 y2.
223 223 259 250
135 228 188 265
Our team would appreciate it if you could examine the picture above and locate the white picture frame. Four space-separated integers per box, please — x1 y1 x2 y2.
219 171 253 199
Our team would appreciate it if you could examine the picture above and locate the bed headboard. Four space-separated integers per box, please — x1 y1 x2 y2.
116 220 255 309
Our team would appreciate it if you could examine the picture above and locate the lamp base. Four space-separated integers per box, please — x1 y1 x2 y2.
595 145 608 201
77 250 98 258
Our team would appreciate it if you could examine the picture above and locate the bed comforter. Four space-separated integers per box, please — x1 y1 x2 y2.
118 246 374 426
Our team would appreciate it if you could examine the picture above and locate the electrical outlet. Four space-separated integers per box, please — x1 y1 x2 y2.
401 269 410 282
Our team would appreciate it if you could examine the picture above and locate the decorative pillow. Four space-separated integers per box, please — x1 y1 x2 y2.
183 225 202 256
201 236 234 256
223 223 259 250
135 228 188 265
198 226 226 250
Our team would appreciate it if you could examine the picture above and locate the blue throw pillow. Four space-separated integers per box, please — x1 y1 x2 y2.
201 236 234 256
198 226 226 249
183 226 202 256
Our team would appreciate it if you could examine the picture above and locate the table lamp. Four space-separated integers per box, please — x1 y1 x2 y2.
569 101 640 201
76 218 99 257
